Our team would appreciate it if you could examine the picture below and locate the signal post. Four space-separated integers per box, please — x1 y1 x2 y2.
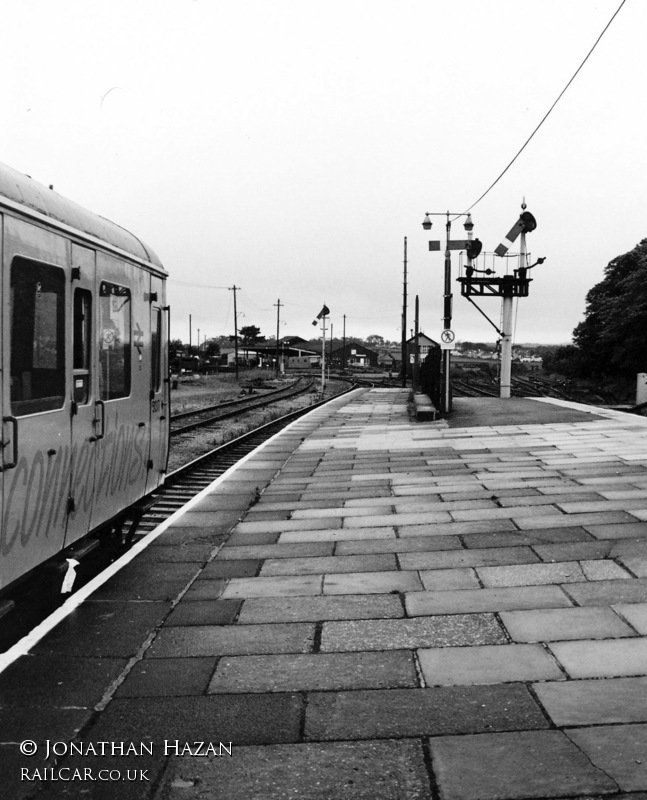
457 203 544 398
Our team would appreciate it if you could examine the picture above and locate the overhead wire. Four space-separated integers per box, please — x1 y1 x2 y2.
460 0 628 216
169 279 230 289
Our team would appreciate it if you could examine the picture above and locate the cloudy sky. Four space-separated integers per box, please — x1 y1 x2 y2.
1 0 641 346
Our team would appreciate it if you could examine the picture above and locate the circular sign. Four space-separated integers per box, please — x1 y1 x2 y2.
441 329 455 343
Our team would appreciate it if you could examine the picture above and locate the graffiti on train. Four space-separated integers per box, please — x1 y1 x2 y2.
1 420 148 556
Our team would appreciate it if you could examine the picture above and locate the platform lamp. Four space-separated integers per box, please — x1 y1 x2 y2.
422 211 475 413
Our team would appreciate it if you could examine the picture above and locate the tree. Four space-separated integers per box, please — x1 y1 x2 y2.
203 338 221 358
237 325 266 361
572 238 647 381
365 334 385 347
169 339 184 361
239 325 264 344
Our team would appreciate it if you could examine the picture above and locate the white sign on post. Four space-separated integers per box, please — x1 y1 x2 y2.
440 329 455 350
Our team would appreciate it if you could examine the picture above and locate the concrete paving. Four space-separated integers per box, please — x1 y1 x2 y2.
6 388 647 798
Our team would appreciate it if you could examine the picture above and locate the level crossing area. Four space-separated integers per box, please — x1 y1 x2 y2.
4 387 647 799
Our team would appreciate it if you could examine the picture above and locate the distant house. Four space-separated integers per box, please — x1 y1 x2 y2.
406 333 440 362
330 342 379 369
378 350 403 371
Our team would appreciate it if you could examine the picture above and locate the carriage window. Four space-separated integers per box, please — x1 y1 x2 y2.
10 259 65 415
73 289 92 404
151 307 162 393
99 281 131 400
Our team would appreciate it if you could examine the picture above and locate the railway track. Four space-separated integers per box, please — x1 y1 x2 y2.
140 386 352 532
0 382 358 655
170 378 314 435
453 375 613 405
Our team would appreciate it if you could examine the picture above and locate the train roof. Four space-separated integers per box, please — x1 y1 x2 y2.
0 160 166 273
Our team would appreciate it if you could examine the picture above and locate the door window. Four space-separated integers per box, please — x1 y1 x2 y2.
73 289 92 404
151 307 162 393
10 258 65 415
99 282 131 400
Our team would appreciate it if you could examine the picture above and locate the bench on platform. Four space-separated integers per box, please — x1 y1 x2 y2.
413 393 438 421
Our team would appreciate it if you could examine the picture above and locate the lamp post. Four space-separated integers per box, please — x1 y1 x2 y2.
422 211 474 413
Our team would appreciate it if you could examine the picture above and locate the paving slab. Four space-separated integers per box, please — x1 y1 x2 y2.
324 569 423 594
563 577 647 606
419 567 481 590
157 739 432 800
500 606 635 642
399 518 518 538
418 642 564 686
584 520 647 539
534 677 647 726
233 517 343 534
0 708 94 800
614 602 647 633
406 585 573 616
31 600 171 658
515 510 639 529
198 559 261 578
218 541 334 559
220 574 323 598
548 637 647 678
428 730 617 800
567 724 647 792
114 657 215 697
279 526 397 543
164 599 242 626
533 540 616 561
477 560 586 587
304 684 550 740
181 578 226 600
320 613 506 651
0 655 127 708
581 558 632 579
335 535 463 554
400 545 539 571
236 594 404 624
145 622 315 658
207 651 417 693
259 553 396 576
84 694 304 747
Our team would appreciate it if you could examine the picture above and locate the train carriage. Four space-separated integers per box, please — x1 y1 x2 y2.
0 161 169 591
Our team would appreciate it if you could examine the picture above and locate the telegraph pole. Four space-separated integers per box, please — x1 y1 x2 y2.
401 237 407 388
274 298 283 374
229 285 240 380
342 315 346 373
414 294 420 391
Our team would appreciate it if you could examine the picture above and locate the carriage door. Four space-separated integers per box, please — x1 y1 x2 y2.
64 244 97 546
1 243 69 589
146 274 169 493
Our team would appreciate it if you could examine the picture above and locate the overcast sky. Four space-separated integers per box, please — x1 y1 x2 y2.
1 0 641 347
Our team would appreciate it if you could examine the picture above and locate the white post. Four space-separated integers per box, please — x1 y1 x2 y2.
500 225 524 399
637 373 647 405
500 295 513 399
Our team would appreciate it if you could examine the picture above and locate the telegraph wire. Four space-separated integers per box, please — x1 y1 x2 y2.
461 0 628 215
169 279 230 289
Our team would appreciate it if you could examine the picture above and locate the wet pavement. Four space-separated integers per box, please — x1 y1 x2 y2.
4 388 647 798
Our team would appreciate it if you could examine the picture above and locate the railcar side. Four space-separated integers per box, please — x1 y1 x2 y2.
0 163 169 591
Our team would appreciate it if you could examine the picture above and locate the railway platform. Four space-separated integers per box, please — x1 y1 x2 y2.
4 387 647 798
